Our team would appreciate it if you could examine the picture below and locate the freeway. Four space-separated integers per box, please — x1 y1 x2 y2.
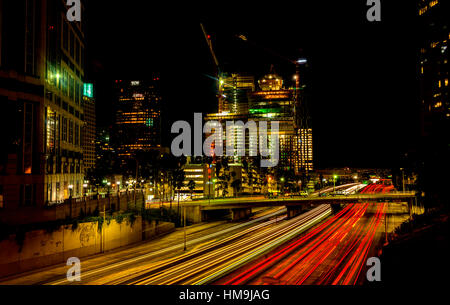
0 184 396 286
215 183 395 285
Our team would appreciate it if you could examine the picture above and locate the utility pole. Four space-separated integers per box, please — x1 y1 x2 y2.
183 205 187 251
384 209 388 245
208 166 212 205
102 203 106 253
209 178 211 205
402 169 406 192
134 159 138 210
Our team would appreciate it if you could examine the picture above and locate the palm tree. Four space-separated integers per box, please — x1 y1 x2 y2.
188 180 196 199
174 168 185 215
231 179 242 197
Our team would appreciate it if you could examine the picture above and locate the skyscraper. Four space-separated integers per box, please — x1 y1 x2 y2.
206 70 313 174
415 0 449 209
249 72 313 173
417 0 449 142
0 0 86 217
82 84 96 173
114 79 162 161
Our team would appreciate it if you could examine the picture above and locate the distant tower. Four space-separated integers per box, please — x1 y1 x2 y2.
250 68 313 173
113 78 162 162
82 84 96 173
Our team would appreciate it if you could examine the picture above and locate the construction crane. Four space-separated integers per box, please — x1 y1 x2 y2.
200 23 228 117
200 23 220 77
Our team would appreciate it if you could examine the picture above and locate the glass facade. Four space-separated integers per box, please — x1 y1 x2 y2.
206 71 313 173
114 79 162 160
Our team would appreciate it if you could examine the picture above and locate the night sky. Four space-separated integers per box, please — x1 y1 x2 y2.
85 0 419 169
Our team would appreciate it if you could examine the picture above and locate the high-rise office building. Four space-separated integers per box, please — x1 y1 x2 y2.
0 0 86 216
206 70 313 174
417 0 449 142
415 0 449 209
249 72 313 173
82 84 96 173
114 79 162 161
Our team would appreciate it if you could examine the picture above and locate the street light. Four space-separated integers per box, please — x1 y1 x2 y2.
68 184 74 198
280 177 286 194
83 183 88 197
333 175 338 193
400 168 406 192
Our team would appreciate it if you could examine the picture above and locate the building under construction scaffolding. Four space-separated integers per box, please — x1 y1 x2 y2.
206 69 313 174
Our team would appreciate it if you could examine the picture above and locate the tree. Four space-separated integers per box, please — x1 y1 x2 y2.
173 168 185 214
231 179 242 197
187 180 196 199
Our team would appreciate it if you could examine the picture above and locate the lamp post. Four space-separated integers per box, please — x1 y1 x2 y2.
400 168 406 192
212 178 217 203
83 183 88 213
68 184 74 198
333 175 338 193
68 184 74 218
183 204 187 251
116 181 121 194
207 165 212 205
83 181 88 197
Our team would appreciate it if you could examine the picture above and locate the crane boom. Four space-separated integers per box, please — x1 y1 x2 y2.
200 23 220 71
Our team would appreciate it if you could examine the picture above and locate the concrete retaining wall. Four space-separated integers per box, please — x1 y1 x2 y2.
0 191 146 226
0 216 174 278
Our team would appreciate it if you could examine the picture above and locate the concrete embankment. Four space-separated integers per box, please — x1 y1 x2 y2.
0 216 174 278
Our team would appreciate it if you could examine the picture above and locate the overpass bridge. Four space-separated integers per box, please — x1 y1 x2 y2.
182 192 417 223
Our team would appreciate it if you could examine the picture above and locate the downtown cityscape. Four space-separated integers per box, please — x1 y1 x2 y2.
0 0 449 301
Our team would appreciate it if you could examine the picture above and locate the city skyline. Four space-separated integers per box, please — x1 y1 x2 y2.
86 1 421 169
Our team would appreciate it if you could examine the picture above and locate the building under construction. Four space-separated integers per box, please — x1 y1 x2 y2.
206 69 313 174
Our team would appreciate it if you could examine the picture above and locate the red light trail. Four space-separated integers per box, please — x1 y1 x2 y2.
221 184 391 285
